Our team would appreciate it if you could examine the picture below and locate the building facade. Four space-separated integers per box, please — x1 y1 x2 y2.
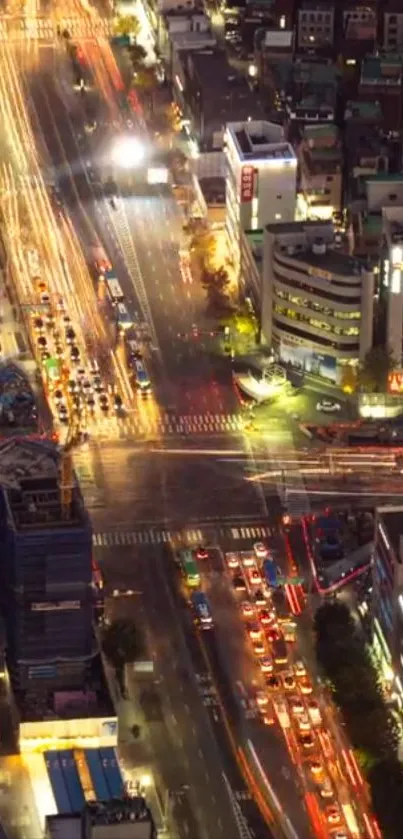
225 120 297 273
0 440 96 690
298 123 342 220
297 2 335 50
381 206 403 366
261 221 374 383
372 506 403 705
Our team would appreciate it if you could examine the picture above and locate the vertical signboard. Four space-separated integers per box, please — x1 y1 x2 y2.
241 166 254 203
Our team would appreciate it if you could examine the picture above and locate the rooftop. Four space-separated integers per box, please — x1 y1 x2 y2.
345 100 383 121
19 655 115 721
290 247 365 278
377 506 403 565
303 123 339 143
361 55 402 86
0 438 87 531
227 119 296 163
293 60 338 87
46 798 154 839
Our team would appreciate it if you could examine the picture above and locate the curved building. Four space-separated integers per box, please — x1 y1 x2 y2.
262 221 374 383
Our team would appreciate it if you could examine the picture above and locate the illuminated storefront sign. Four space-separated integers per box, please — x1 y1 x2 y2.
388 371 403 393
241 166 254 202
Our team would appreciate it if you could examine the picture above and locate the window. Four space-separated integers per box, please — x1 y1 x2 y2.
389 193 398 201
326 176 333 182
276 193 282 199
388 15 397 25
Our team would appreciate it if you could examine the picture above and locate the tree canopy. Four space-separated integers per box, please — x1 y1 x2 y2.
113 14 140 37
358 345 396 393
102 619 144 669
314 601 402 838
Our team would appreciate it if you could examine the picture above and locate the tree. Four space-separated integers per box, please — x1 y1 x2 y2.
220 307 257 339
133 66 158 92
191 230 217 271
113 14 140 38
127 43 147 71
358 345 396 393
102 619 144 670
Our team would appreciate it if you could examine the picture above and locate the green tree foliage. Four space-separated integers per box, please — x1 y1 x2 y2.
127 43 147 70
202 267 233 315
314 601 402 838
113 14 140 38
358 344 396 393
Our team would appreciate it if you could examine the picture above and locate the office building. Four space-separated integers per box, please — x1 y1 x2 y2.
380 205 403 367
297 2 335 51
383 4 403 52
0 438 96 691
372 506 403 705
261 221 374 383
225 119 297 273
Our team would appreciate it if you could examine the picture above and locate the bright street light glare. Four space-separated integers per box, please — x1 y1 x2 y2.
111 136 145 168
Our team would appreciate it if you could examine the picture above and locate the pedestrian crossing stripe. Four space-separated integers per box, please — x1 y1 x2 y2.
92 524 271 548
120 412 243 436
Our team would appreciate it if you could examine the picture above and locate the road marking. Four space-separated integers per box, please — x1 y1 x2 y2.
92 525 272 548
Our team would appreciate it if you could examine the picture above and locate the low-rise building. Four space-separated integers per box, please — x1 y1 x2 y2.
46 798 156 839
359 54 403 133
225 119 297 274
158 10 214 64
261 221 374 383
340 0 377 58
172 47 266 150
383 3 403 53
372 506 403 706
286 58 338 124
297 1 335 51
298 123 342 220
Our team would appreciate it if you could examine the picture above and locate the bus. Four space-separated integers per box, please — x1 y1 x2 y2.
116 302 133 331
191 591 213 629
180 550 201 588
105 274 124 304
263 558 278 588
126 338 142 364
134 358 151 393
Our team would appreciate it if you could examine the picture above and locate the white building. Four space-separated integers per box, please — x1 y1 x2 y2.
225 120 297 272
261 221 374 383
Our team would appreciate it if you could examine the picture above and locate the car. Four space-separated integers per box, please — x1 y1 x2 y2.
249 569 262 585
273 700 291 729
114 393 124 412
254 588 268 606
81 380 93 394
282 672 296 691
93 376 104 393
40 292 50 306
265 675 280 691
329 834 347 839
86 395 96 409
255 691 268 708
252 640 265 655
297 714 311 732
70 346 80 362
300 676 313 695
46 313 55 328
290 697 304 716
299 732 314 750
62 315 71 326
227 552 239 569
319 778 334 799
242 553 254 567
55 343 64 358
68 379 77 393
258 656 273 673
259 608 275 626
309 760 324 779
307 700 322 726
326 805 341 826
99 397 109 413
246 622 262 640
41 350 51 361
241 601 254 617
232 574 246 592
262 711 275 726
253 542 268 559
37 335 47 348
53 389 64 404
33 316 44 333
196 546 208 560
89 360 100 375
265 627 280 642
283 623 296 643
76 367 86 380
72 394 82 410
294 660 306 678
65 327 76 345
316 399 341 414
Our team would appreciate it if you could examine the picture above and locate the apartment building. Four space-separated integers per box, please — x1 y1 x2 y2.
298 123 342 220
297 2 335 50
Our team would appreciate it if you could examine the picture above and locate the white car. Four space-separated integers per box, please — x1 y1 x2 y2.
227 553 239 569
253 542 268 559
316 399 341 414
307 699 322 726
242 553 255 567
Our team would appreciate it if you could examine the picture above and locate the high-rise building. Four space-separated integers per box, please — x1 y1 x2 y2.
225 119 297 274
380 206 403 367
261 220 374 383
372 506 403 706
0 438 96 691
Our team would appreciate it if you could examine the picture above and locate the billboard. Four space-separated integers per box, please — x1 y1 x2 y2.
241 166 254 203
19 715 118 751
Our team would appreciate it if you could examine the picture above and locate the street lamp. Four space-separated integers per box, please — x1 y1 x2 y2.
110 136 145 169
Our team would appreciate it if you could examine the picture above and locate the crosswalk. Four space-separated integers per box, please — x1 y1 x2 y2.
125 412 243 437
92 524 271 548
0 16 112 41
